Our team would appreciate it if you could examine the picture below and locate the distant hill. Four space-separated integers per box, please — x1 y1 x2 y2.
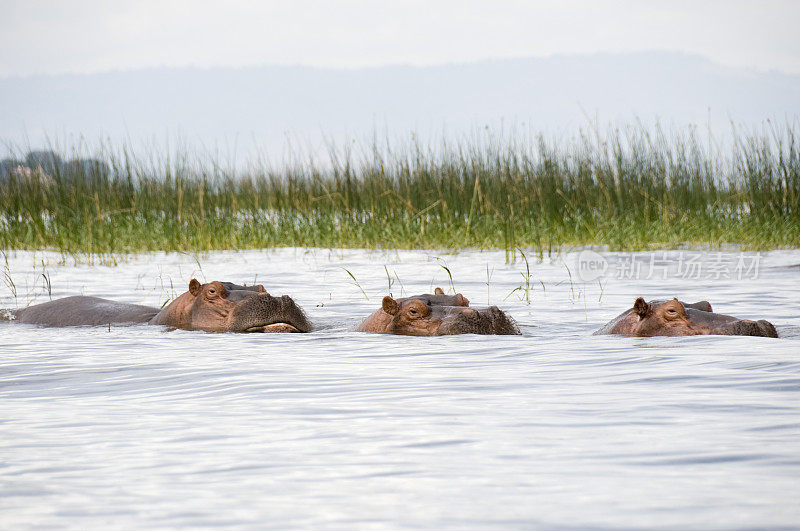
1 52 798 159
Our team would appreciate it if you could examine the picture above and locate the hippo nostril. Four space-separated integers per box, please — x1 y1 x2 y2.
463 308 477 316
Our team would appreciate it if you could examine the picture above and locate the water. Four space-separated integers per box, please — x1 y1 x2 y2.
1 248 799 528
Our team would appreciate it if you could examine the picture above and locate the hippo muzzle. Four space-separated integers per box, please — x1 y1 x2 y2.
712 318 778 338
437 305 520 336
230 293 312 333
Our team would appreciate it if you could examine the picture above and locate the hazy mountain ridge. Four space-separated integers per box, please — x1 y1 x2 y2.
2 52 798 155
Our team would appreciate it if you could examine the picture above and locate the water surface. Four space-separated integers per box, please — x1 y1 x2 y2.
1 249 799 528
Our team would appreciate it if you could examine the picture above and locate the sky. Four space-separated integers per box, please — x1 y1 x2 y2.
1 0 799 77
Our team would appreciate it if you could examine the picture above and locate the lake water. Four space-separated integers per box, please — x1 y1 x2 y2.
1 248 799 528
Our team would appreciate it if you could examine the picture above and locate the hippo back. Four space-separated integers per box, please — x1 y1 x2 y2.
13 296 159 327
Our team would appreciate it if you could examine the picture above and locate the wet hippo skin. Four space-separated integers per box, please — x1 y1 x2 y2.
11 280 311 333
594 298 778 338
356 287 520 336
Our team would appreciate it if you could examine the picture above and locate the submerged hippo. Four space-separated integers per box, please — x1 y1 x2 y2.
595 298 778 338
9 279 311 333
356 287 519 336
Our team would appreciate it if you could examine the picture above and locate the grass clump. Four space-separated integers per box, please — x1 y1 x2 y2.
1 122 798 255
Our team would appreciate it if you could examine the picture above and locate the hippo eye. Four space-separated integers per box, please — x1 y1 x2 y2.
208 289 216 295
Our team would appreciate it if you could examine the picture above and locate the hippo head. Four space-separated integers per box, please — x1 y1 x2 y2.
379 295 519 336
630 298 777 338
181 279 311 333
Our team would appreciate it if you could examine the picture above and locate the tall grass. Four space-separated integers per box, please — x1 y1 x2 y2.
1 123 798 255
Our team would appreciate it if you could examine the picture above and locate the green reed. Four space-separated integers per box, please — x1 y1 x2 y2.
1 123 798 256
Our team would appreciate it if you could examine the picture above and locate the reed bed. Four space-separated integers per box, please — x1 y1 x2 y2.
1 123 798 256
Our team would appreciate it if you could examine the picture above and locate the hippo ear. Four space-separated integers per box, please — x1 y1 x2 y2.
633 297 649 318
382 296 400 316
189 279 202 296
434 287 444 295
455 294 469 307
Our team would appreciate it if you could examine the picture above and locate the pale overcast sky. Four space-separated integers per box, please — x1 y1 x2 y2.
1 0 799 77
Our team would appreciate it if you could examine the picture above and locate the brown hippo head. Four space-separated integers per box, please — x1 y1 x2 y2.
355 287 470 333
150 279 312 333
597 297 777 338
375 295 519 336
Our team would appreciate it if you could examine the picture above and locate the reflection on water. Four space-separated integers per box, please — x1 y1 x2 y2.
1 249 799 528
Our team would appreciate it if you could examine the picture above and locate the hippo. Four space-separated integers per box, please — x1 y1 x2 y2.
9 279 311 333
594 298 778 338
356 287 520 335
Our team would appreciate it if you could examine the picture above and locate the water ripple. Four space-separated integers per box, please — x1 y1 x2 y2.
0 249 798 528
